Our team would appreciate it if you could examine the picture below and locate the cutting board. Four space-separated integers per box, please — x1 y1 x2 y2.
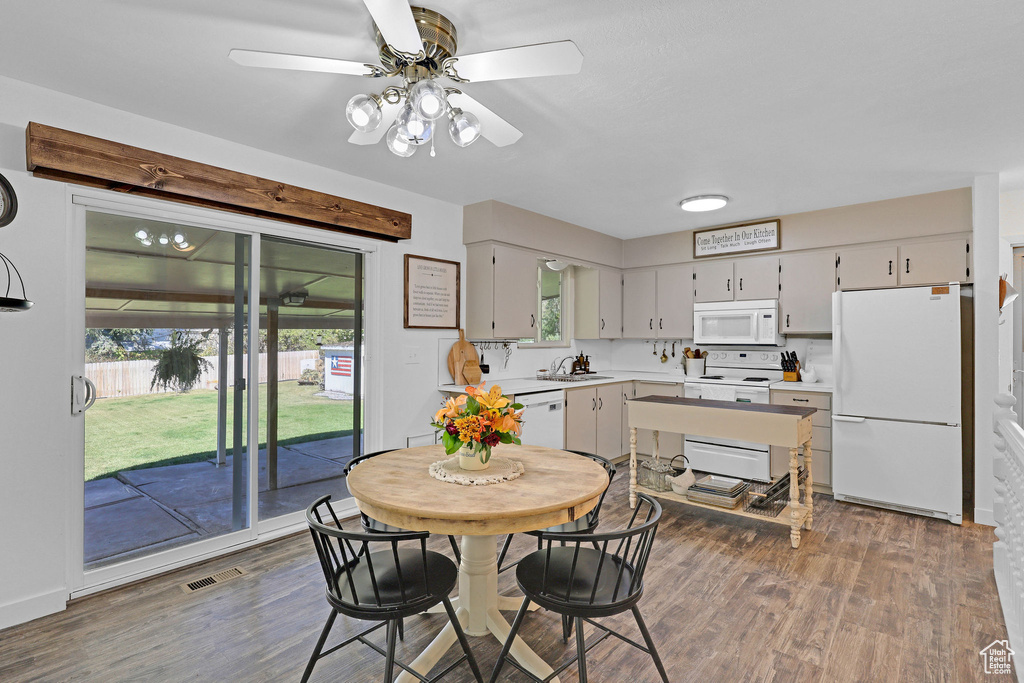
447 329 481 385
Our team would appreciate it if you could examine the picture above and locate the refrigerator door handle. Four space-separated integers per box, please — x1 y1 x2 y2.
832 415 866 423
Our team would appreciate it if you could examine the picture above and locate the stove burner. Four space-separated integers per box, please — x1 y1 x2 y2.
742 377 771 382
700 375 725 380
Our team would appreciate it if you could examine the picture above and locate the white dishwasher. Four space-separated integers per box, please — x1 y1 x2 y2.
517 390 565 449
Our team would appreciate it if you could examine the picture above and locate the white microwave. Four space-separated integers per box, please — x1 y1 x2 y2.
693 299 784 346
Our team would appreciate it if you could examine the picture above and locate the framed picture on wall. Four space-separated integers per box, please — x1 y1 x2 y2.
404 254 460 329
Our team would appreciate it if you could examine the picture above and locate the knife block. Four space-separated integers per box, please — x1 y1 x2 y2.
783 362 801 382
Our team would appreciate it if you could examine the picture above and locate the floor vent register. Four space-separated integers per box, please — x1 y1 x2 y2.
180 567 247 594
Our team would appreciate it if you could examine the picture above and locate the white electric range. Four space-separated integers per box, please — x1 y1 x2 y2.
683 350 786 482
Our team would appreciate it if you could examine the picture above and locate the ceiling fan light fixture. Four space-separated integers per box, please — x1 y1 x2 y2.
449 109 481 147
680 195 729 212
386 125 417 157
134 228 150 242
396 105 432 145
345 93 383 133
408 79 447 121
158 233 170 246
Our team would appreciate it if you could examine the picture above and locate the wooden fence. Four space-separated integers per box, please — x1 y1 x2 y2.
85 350 319 398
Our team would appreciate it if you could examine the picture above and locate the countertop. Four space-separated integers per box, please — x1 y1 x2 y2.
438 372 834 396
769 380 833 394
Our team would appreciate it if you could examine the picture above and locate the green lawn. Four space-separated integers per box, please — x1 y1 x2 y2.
85 381 355 481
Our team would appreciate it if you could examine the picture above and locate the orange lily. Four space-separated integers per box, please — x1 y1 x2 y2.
434 394 467 423
475 385 510 411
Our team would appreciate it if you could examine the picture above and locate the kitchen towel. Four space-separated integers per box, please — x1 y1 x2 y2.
701 385 737 402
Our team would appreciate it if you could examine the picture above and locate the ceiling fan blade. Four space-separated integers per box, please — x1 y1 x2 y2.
446 92 523 147
361 0 424 56
450 41 583 83
347 102 402 145
229 49 375 76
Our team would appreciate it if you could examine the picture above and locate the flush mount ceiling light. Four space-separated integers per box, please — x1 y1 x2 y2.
545 259 569 272
281 290 308 307
228 2 583 157
680 195 730 212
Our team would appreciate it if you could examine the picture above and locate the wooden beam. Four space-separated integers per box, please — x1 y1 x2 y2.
26 122 411 241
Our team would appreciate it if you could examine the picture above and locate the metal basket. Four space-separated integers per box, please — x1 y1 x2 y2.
743 467 807 518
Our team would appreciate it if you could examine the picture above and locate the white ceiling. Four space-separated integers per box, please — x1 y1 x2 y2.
3 0 1024 238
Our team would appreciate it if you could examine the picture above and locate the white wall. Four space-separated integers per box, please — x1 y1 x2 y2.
0 75 463 629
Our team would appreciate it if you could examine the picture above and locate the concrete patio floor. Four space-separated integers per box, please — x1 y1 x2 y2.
84 435 363 567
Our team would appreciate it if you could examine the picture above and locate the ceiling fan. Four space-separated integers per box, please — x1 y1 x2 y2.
229 0 583 157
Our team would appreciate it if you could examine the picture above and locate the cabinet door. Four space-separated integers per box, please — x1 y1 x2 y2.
899 238 970 286
837 245 897 290
632 382 684 456
596 383 624 460
599 268 623 339
492 246 539 338
572 267 601 340
780 251 835 333
694 260 735 303
564 387 597 453
465 243 496 339
622 270 657 338
735 256 780 301
655 264 694 338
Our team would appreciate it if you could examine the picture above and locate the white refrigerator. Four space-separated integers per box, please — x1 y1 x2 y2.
831 285 963 524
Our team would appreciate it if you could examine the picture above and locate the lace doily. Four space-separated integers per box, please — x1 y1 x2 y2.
429 456 525 486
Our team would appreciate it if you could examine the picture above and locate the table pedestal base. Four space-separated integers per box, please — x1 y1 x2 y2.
396 534 559 683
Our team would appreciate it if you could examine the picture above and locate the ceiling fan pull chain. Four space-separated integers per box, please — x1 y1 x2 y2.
430 134 436 157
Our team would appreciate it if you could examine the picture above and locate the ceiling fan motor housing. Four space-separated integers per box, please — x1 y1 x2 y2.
375 7 457 72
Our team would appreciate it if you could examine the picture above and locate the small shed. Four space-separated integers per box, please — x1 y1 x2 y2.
323 345 357 394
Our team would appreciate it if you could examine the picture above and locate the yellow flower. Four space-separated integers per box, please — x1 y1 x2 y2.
475 385 510 411
454 416 482 443
434 395 467 423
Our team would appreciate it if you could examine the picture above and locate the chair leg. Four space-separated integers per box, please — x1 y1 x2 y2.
383 618 399 683
448 535 462 564
631 605 670 683
300 609 337 683
489 598 531 683
496 533 514 572
398 617 404 641
575 616 588 683
561 614 573 643
441 595 484 683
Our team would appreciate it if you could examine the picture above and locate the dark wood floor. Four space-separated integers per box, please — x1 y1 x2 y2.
0 476 1012 682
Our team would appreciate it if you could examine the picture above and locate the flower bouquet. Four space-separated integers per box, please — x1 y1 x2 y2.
432 383 523 470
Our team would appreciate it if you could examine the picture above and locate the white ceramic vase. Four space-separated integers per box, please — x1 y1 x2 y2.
458 443 491 470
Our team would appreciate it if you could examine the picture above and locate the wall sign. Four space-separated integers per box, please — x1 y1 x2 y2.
693 219 781 258
404 254 460 329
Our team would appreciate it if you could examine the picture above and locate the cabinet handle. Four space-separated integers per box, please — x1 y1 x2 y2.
786 314 790 328
793 398 809 402
649 318 653 330
592 397 597 411
530 313 535 328
659 318 663 330
601 318 605 330
739 278 743 291
906 258 910 274
727 278 731 292
598 397 603 410
888 260 892 275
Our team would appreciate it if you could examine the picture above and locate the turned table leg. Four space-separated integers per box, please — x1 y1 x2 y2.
789 446 801 549
629 427 638 509
803 439 814 530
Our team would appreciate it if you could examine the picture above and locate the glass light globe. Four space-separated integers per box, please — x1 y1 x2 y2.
448 110 481 147
345 94 383 133
173 231 186 244
395 105 432 145
158 234 170 246
407 79 447 121
134 228 150 242
139 237 153 247
385 125 417 157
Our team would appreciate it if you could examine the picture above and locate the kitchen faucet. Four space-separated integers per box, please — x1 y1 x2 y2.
551 355 575 375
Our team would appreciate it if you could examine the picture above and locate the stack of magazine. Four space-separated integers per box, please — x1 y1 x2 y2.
686 475 749 509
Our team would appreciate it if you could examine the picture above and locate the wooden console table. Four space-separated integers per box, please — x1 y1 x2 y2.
627 396 816 548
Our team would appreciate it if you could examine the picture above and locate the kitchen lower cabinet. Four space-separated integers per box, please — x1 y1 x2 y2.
633 382 684 456
655 264 694 338
771 388 832 492
622 270 657 338
734 256 780 301
780 251 836 334
694 260 734 303
837 245 898 290
565 383 629 460
899 238 970 286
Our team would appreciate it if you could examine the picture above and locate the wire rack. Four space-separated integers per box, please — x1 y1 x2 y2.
743 467 807 518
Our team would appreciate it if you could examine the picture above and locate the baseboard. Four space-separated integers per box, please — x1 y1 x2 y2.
975 507 996 527
0 588 67 632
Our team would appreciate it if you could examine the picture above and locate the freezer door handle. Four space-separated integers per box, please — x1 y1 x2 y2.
832 415 866 423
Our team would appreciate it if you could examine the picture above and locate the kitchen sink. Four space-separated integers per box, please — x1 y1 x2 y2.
539 374 613 382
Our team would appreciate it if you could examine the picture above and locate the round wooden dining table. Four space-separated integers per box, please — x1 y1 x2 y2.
346 444 610 683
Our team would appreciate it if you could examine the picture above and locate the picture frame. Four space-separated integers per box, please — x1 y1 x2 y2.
693 219 781 259
404 254 460 329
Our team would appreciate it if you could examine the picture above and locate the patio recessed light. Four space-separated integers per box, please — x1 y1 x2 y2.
680 195 729 212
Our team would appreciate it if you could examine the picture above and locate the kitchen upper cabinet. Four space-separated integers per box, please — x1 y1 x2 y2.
633 382 684 456
574 267 622 339
466 244 540 339
837 245 898 290
622 270 657 338
780 251 835 334
655 264 694 338
693 260 734 303
565 383 629 460
899 238 970 286
734 256 780 301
